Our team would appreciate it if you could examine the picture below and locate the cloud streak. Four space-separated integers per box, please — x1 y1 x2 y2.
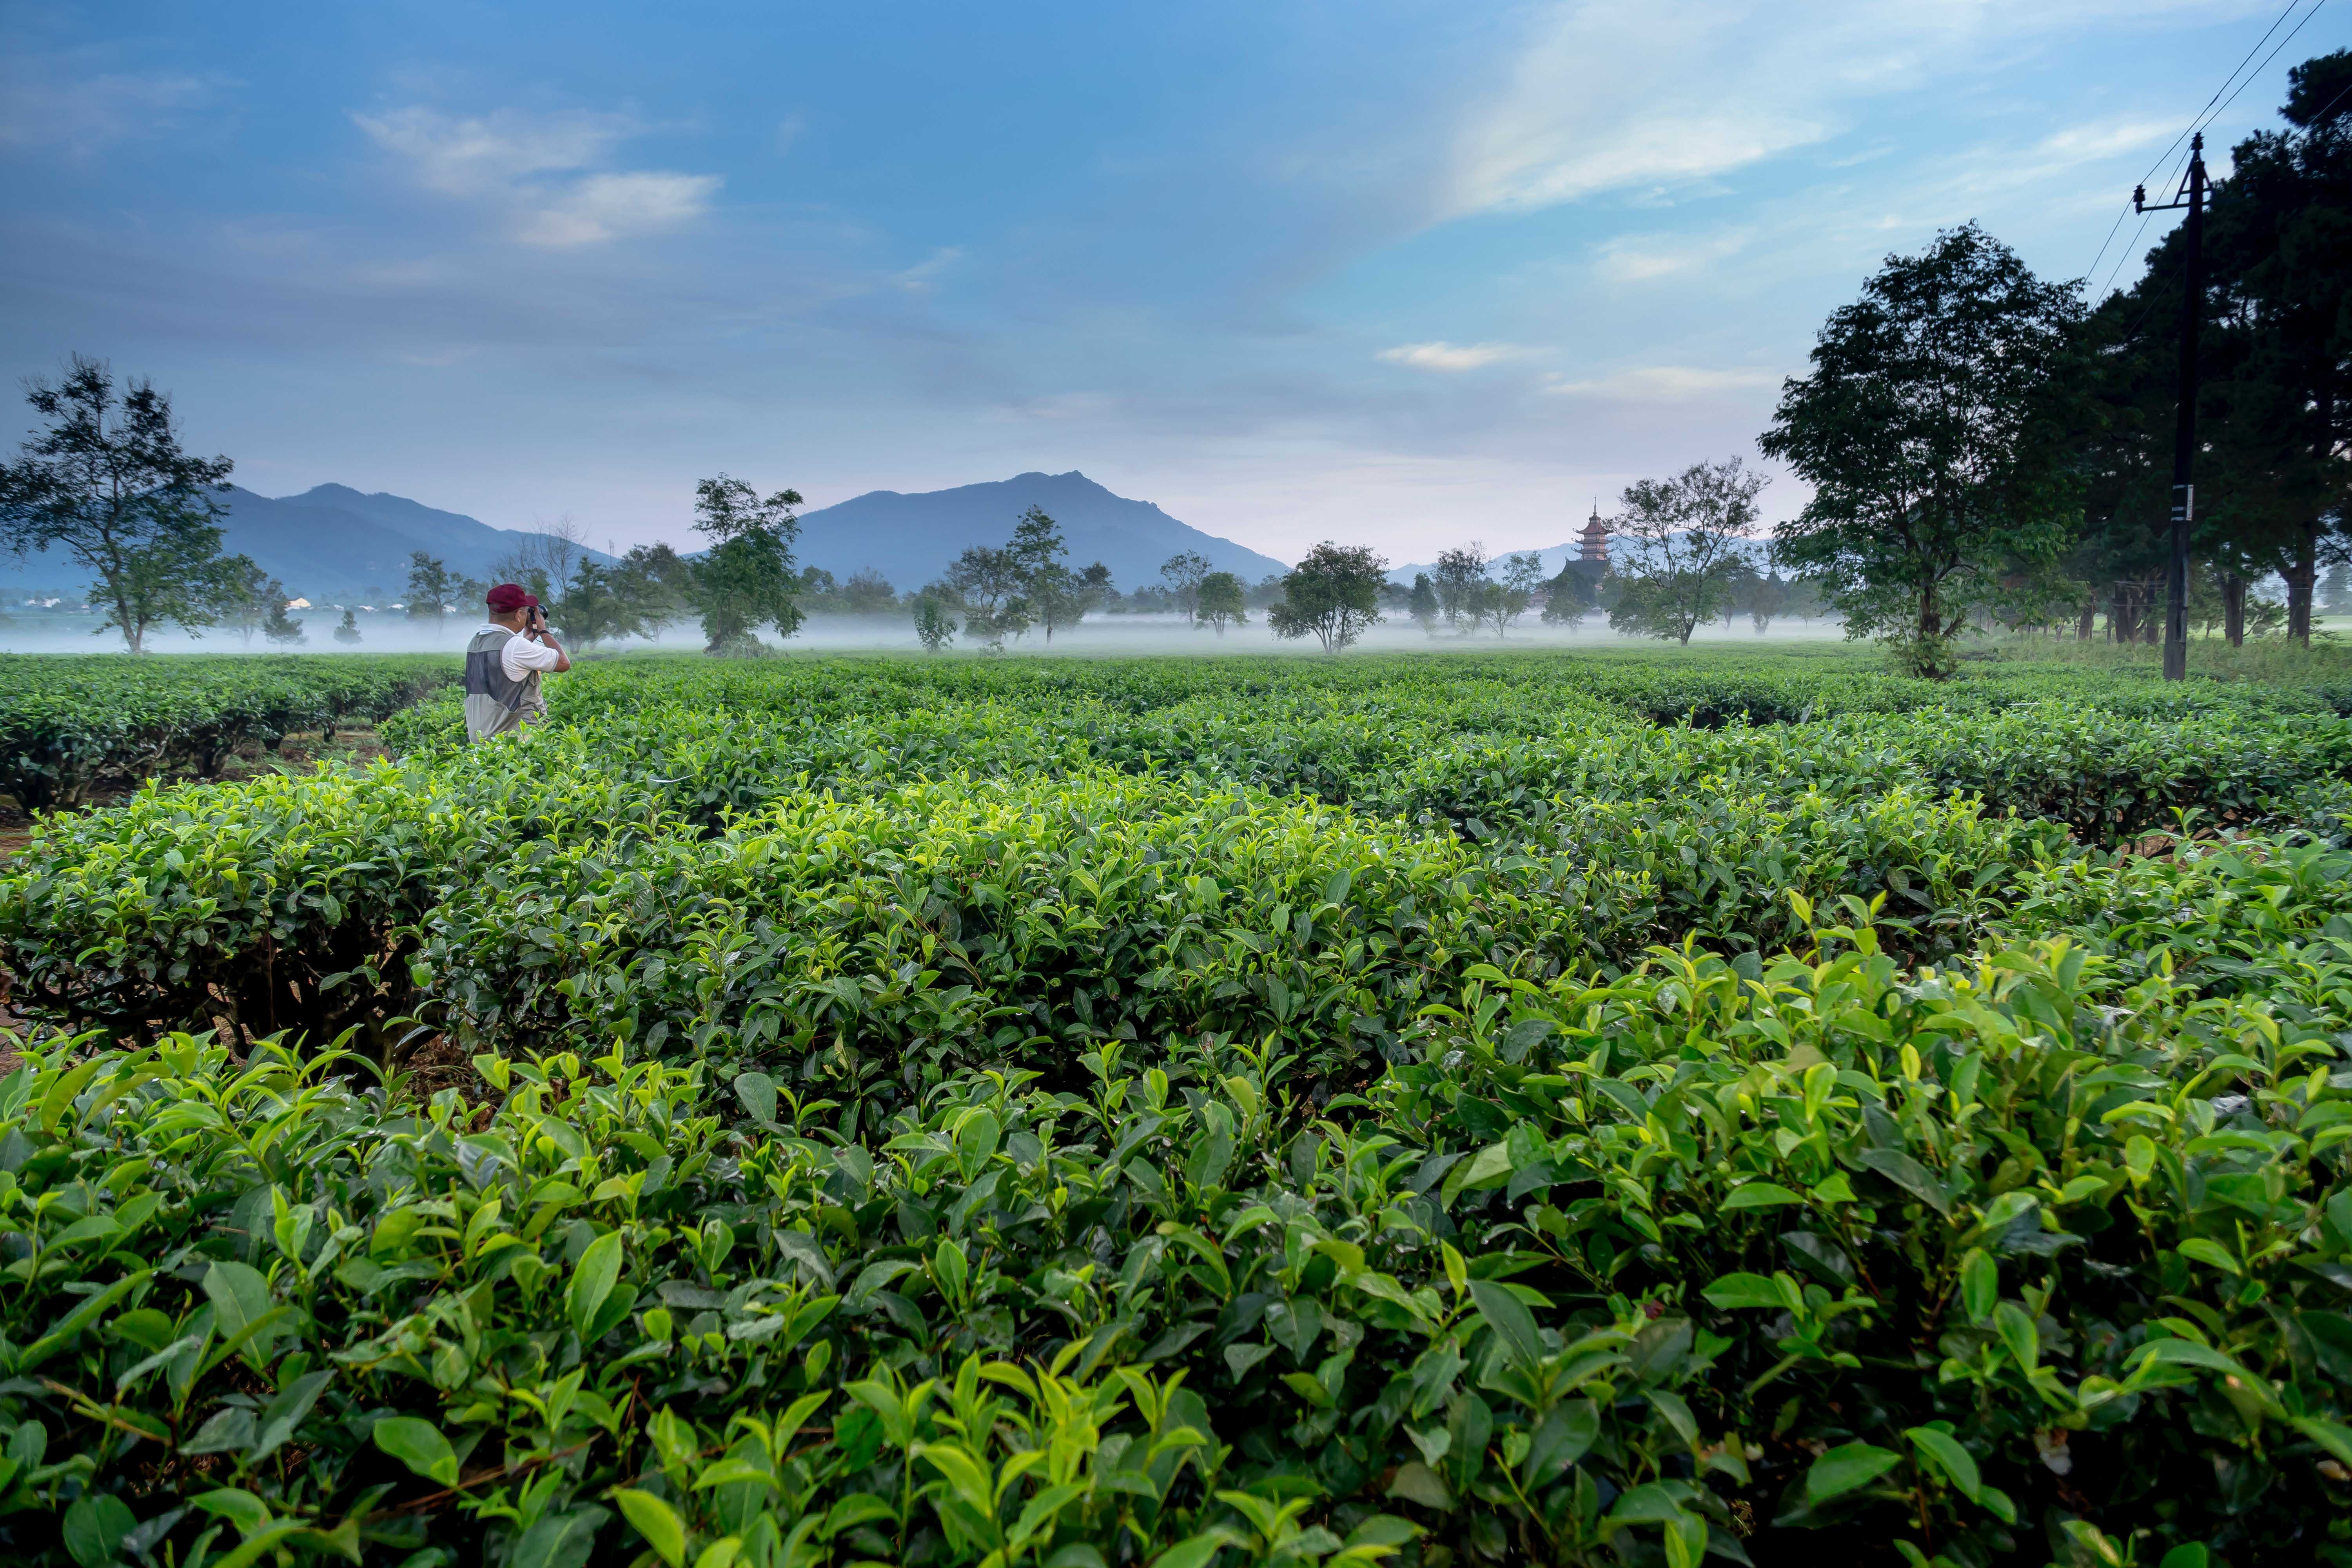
353 105 720 247
0 57 227 157
1441 0 2226 218
1376 341 1530 372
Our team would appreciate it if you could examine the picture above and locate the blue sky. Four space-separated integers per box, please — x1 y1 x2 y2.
2 1 2344 566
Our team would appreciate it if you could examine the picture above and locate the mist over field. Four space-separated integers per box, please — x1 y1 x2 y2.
0 609 1853 658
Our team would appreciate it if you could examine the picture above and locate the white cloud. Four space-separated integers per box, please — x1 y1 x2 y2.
1594 227 1754 283
352 104 719 247
516 171 723 246
1443 1 2218 217
1545 365 1781 400
1376 340 1530 372
893 246 964 293
0 61 224 156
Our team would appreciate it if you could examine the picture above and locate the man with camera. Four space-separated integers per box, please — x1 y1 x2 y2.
464 582 571 742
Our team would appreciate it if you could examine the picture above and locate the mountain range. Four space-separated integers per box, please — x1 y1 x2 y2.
3 471 1284 601
793 471 1287 591
1 483 617 601
1386 543 1590 586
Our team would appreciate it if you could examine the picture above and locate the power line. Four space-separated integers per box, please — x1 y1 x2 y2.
2096 141 2196 303
2194 0 2328 134
2084 0 2319 285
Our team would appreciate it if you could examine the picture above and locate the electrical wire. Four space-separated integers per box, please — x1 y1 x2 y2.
2196 0 2328 135
2099 0 2333 317
2083 0 2320 287
2096 141 2196 305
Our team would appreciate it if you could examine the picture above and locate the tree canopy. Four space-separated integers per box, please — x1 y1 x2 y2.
1761 225 2087 675
1268 542 1385 653
0 356 249 652
1605 457 1764 646
688 474 805 654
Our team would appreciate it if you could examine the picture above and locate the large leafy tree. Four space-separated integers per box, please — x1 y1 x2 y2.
1006 506 1109 641
220 557 290 646
1268 542 1385 652
1604 457 1764 646
1760 224 2088 675
1406 572 1440 634
0 356 242 652
1540 564 1593 629
1432 544 1488 631
688 475 805 654
947 545 1029 649
404 553 467 634
2204 49 2352 642
1197 570 1247 634
1159 551 1210 624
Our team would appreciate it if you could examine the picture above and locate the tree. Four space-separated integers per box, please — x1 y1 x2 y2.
491 517 590 607
1407 573 1440 634
912 593 957 651
946 546 1029 649
1491 552 1544 635
614 543 693 639
405 553 462 634
688 474 806 654
1432 544 1489 630
1160 551 1211 624
1760 224 2088 676
1541 564 1593 629
842 570 898 615
1007 507 1105 642
333 607 362 645
1604 457 1765 645
1747 570 1790 634
1197 570 1247 633
552 557 650 649
2194 50 2352 643
0 356 239 652
1268 542 1386 652
263 595 305 646
2324 563 2352 616
219 557 285 645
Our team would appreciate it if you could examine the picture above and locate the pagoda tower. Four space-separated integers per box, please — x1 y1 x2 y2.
1577 502 1610 569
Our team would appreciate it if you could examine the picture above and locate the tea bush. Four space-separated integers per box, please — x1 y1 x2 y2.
0 655 456 811
3 645 2352 1568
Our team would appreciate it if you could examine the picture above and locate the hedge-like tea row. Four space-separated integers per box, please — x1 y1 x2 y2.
2 897 2347 1568
1 743 2082 1069
5 648 2352 1567
0 654 457 810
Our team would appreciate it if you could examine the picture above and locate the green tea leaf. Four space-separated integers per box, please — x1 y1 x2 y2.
1806 1441 1902 1504
567 1230 624 1340
372 1417 459 1486
1720 1182 1804 1211
612 1489 686 1568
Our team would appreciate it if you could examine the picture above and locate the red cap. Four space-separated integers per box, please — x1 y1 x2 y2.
486 583 538 612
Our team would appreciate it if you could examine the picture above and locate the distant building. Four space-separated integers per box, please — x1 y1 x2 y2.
1579 504 1609 564
1561 503 1611 582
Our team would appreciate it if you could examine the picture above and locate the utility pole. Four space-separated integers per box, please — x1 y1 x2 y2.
2134 132 2207 682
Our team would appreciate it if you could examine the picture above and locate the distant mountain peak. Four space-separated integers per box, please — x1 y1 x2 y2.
793 472 1286 589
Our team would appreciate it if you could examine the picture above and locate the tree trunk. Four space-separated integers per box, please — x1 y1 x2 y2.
2223 573 2246 648
2288 519 2319 647
2109 584 2134 644
2075 593 2097 641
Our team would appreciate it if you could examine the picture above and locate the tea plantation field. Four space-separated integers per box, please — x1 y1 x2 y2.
3 647 2352 1568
